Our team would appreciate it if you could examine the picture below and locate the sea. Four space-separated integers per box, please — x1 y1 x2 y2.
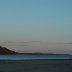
0 54 72 60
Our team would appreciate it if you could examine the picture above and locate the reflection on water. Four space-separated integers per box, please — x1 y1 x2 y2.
0 54 72 60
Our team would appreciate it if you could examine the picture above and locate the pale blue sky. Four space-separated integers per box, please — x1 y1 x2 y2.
0 0 72 53
0 0 72 42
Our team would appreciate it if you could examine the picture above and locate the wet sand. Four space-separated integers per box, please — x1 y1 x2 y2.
0 59 72 72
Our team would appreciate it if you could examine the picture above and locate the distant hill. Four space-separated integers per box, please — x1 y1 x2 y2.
0 46 17 54
30 52 54 55
18 53 71 56
0 46 71 56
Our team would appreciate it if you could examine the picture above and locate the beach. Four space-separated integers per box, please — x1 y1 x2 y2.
0 59 72 72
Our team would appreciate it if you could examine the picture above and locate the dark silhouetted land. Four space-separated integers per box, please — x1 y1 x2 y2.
0 46 17 54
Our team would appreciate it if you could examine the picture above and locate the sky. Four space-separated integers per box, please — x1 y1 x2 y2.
0 0 72 54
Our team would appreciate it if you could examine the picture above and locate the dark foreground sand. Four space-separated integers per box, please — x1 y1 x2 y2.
0 59 72 72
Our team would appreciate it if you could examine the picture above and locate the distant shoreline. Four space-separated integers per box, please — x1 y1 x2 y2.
0 53 71 55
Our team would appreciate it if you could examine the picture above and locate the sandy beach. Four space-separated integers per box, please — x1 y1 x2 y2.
0 59 72 72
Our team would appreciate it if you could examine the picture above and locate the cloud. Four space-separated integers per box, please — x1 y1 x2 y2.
23 41 40 44
0 41 40 47
64 43 72 44
2 41 40 44
3 41 16 43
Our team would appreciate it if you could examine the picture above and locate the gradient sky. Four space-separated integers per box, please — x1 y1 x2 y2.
0 0 72 53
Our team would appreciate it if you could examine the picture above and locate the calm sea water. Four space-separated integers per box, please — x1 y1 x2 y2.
0 54 72 60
